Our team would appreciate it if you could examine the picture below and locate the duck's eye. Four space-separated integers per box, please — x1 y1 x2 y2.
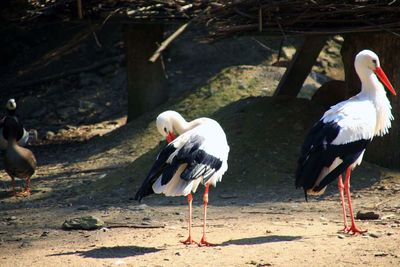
164 127 168 133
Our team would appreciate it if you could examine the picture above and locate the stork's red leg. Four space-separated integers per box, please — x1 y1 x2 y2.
199 184 214 247
344 167 366 234
338 175 349 232
180 193 197 245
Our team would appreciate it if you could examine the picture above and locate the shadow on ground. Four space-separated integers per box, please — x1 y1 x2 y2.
221 235 302 246
48 245 162 259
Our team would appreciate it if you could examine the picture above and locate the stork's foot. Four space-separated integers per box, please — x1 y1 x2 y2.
180 236 198 245
14 188 31 197
340 225 350 233
198 237 215 247
346 225 367 235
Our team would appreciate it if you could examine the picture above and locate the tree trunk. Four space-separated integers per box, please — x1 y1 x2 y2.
124 23 167 122
341 33 400 168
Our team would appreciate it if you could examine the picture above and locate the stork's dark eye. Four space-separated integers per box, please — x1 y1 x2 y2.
164 127 168 133
372 59 377 65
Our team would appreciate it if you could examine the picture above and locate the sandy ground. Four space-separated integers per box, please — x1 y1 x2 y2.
1 95 400 267
1 166 400 267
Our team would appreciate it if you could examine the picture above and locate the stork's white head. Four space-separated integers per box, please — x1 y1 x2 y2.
156 111 177 143
355 50 396 96
6 99 16 111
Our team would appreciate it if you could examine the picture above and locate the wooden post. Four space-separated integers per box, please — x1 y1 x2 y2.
274 36 328 97
124 23 167 122
341 32 400 168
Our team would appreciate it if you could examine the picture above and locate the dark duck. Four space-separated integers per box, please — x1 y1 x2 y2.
3 115 36 196
0 99 29 150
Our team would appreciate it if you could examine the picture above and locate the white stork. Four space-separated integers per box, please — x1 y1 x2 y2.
135 111 230 246
296 50 396 234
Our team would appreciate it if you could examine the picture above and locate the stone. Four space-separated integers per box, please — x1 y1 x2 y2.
6 216 17 221
369 232 381 238
45 131 55 140
40 231 50 237
129 204 148 211
62 216 104 230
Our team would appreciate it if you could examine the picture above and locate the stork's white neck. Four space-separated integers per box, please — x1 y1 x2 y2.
168 111 204 134
357 67 394 136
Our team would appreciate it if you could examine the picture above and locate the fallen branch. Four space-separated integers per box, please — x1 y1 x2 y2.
149 21 191 63
106 223 165 229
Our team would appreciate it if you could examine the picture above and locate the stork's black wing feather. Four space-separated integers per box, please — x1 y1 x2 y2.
134 135 224 202
169 135 223 184
295 120 369 197
134 144 177 202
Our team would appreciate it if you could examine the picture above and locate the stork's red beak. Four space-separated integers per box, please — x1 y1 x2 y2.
166 131 176 143
374 67 396 96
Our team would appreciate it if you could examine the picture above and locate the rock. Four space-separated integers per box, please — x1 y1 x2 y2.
356 211 380 220
28 129 38 143
19 241 31 248
76 205 89 211
129 204 148 211
337 234 345 239
62 216 104 230
45 131 55 140
40 231 50 237
369 232 381 238
6 216 17 221
378 185 389 191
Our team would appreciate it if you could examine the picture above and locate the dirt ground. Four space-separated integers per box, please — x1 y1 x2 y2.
1 21 399 267
1 173 400 267
1 95 400 267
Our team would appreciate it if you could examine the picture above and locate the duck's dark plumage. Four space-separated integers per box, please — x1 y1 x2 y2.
3 116 36 196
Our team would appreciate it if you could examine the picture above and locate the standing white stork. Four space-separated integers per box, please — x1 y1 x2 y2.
135 111 230 246
295 50 396 234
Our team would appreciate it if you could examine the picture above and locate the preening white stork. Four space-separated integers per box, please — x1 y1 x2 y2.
295 50 396 234
135 111 230 246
